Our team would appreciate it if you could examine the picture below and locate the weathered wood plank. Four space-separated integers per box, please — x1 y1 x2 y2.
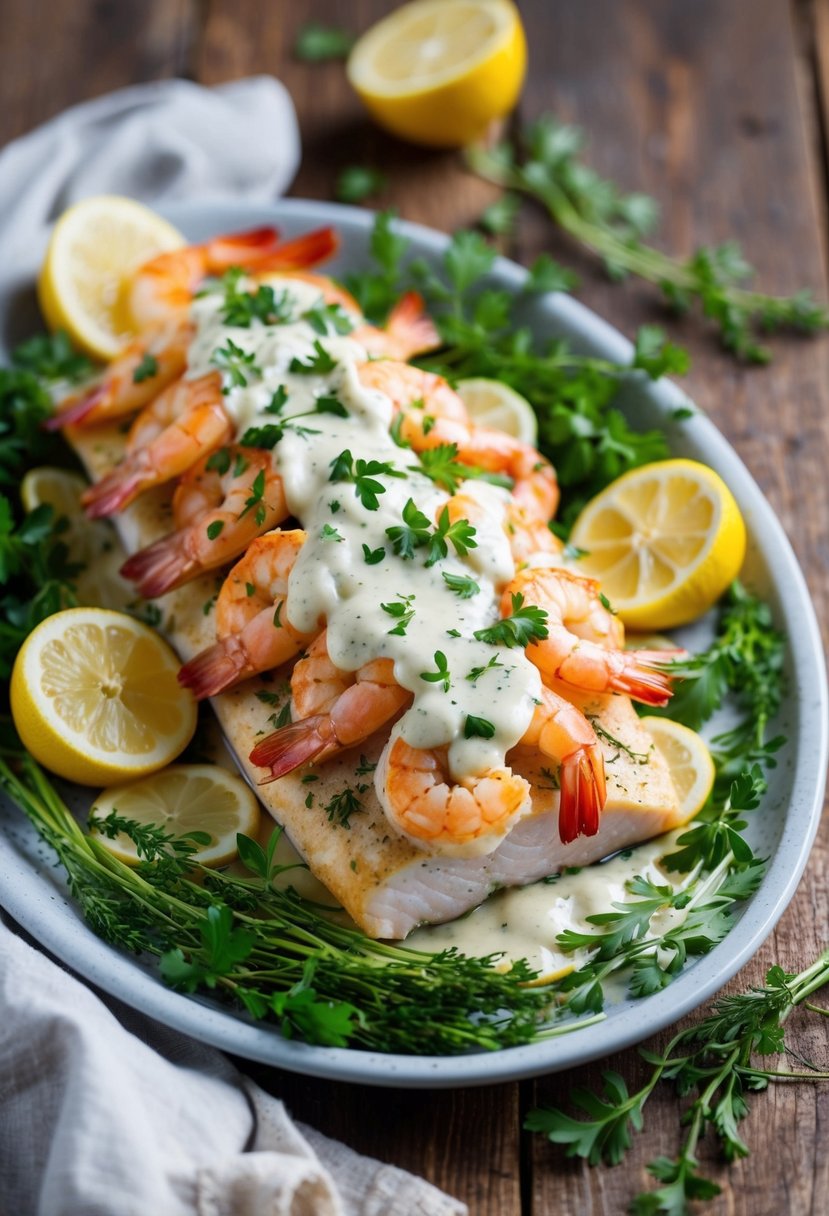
513 1 829 1210
0 1 195 150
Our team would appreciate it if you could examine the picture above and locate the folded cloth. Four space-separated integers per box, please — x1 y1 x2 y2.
0 79 467 1216
0 918 466 1216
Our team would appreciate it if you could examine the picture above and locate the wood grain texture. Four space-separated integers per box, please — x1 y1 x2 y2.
2 0 829 1211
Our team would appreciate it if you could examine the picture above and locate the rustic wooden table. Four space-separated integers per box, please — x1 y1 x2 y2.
4 1 829 1211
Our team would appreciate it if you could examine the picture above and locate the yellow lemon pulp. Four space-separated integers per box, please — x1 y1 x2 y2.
37 195 184 360
456 377 538 443
347 0 526 147
641 716 716 821
570 459 747 630
89 764 261 867
11 608 196 786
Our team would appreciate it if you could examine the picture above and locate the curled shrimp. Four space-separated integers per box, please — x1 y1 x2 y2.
177 530 318 699
444 489 562 569
503 567 678 706
81 372 232 518
50 226 338 429
120 445 290 598
249 631 411 780
356 361 558 520
375 683 606 854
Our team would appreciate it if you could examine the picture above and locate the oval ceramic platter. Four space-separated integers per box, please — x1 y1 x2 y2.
0 199 826 1088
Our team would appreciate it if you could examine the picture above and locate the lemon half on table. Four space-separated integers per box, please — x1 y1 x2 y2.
38 195 185 361
11 608 197 786
347 0 527 147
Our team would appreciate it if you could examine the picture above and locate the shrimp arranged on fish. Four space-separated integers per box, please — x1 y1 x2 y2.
120 445 290 598
356 361 559 521
250 631 412 780
81 372 232 517
177 530 318 700
50 225 338 429
504 567 680 705
375 685 606 853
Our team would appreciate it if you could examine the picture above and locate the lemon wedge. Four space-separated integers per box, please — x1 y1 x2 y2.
21 467 136 611
38 195 184 360
569 459 747 630
456 377 538 443
641 716 715 821
89 764 260 867
11 607 196 786
347 0 526 147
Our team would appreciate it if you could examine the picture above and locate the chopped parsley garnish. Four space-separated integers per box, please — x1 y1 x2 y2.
211 338 261 389
466 656 504 684
384 500 477 565
132 353 158 383
385 497 432 560
289 340 337 374
329 448 403 510
302 303 354 336
239 424 283 450
221 272 293 327
474 593 549 648
320 523 343 542
323 787 364 829
464 715 496 740
599 591 618 615
412 442 513 494
419 650 451 692
314 395 349 417
264 385 289 415
362 544 386 565
206 448 231 475
441 571 480 598
425 508 477 566
380 594 415 636
206 520 224 541
389 414 411 449
238 468 266 522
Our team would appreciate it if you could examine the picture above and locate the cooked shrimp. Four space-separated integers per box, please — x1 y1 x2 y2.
376 735 533 856
356 361 558 520
178 531 317 699
519 687 606 843
81 372 232 518
249 631 412 780
50 226 338 430
503 567 678 706
119 445 290 598
444 490 562 568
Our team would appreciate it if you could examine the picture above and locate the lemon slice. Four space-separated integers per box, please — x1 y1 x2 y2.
641 716 715 820
11 607 196 786
21 467 136 611
456 377 538 443
347 0 526 147
89 764 260 867
569 459 747 630
37 196 185 360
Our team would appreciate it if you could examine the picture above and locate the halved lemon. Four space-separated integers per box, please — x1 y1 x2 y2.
569 459 746 630
21 467 135 611
347 0 526 147
641 716 715 821
89 764 260 867
37 196 184 360
456 377 538 443
11 608 196 786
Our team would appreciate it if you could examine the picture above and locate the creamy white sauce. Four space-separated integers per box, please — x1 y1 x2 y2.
188 279 545 850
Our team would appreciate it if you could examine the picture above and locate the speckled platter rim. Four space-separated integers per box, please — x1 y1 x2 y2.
1 198 826 1088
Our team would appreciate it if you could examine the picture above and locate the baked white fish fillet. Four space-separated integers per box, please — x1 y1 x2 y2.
71 425 686 940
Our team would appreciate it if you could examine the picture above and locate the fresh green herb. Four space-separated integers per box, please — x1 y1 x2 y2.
381 593 415 636
270 701 293 730
468 117 828 363
202 594 217 616
479 193 520 235
466 656 504 684
344 210 409 321
355 755 377 776
474 592 548 648
238 468 266 521
442 571 480 598
389 413 411 449
323 787 364 829
385 497 432 560
525 252 579 294
206 520 224 541
220 272 293 328
587 717 650 765
464 715 496 740
362 544 386 565
132 353 158 383
206 448 231 475
12 330 93 383
335 166 388 205
563 542 589 560
419 650 451 692
211 339 261 389
239 424 284 450
314 395 349 417
319 523 343 543
425 507 477 566
273 602 283 628
294 22 354 62
289 340 337 375
329 449 404 510
264 385 289 415
302 303 354 336
598 591 617 615
412 442 513 494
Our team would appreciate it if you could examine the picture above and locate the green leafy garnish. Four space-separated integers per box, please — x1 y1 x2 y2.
329 448 404 510
419 650 451 692
335 166 388 204
464 715 496 740
385 497 432 560
132 353 158 383
221 272 293 327
442 571 480 598
302 303 354 336
289 340 338 375
211 338 261 389
412 442 513 494
380 593 415 636
474 592 548 648
293 22 354 62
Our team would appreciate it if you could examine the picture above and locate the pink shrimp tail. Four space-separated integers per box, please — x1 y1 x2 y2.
558 743 607 844
256 226 339 272
44 384 108 431
177 642 249 700
249 716 334 782
613 649 684 707
120 533 192 598
81 466 147 518
385 291 441 357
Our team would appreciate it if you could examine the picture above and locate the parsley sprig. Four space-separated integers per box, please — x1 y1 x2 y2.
467 117 829 363
220 270 293 327
474 592 549 648
384 499 477 565
211 338 261 389
411 442 514 493
329 448 404 510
